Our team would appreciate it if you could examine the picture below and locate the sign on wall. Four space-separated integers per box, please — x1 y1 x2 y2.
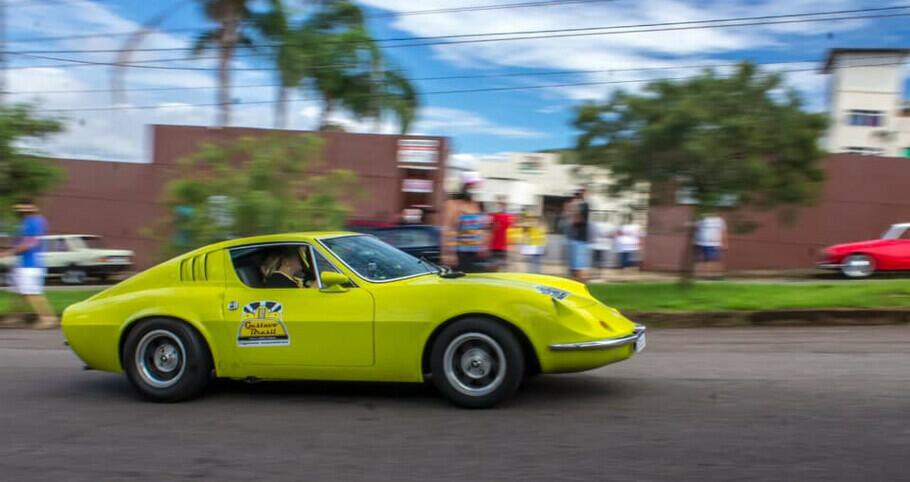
398 139 439 165
402 179 434 193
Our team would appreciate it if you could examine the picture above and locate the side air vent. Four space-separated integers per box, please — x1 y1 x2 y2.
179 253 209 281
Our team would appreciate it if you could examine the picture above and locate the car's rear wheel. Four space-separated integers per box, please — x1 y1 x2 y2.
841 254 875 278
123 318 212 402
430 318 524 408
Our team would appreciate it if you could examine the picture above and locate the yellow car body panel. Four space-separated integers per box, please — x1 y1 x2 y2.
61 232 643 383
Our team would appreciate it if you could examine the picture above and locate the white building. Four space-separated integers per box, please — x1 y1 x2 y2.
823 48 910 157
471 152 648 230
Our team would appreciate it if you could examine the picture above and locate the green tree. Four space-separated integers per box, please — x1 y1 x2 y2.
301 0 418 133
0 104 63 228
573 63 827 281
161 134 357 255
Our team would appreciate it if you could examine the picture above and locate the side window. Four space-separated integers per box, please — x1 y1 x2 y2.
312 248 341 274
312 248 355 288
229 244 316 289
46 239 67 252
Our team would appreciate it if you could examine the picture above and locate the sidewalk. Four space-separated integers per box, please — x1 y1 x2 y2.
505 258 674 283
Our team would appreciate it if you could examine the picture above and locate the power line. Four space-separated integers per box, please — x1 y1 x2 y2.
6 0 619 43
28 61 905 114
9 59 818 95
367 0 619 18
11 54 907 95
6 6 909 55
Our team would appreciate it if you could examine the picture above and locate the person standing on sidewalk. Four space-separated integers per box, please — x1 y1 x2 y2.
694 212 727 278
442 180 488 273
615 214 643 271
1 201 57 329
566 187 591 282
520 212 547 274
488 195 513 272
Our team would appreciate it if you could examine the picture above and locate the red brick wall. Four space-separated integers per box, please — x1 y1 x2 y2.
39 125 449 269
643 154 910 272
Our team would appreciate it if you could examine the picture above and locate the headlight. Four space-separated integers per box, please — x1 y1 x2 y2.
535 285 569 300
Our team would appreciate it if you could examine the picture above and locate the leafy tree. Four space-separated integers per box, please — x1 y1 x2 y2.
573 63 827 281
161 134 357 255
0 104 63 229
301 0 418 133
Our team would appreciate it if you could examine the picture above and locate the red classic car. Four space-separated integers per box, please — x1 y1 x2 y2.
818 223 910 278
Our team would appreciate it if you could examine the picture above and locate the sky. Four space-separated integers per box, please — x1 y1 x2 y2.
6 0 910 166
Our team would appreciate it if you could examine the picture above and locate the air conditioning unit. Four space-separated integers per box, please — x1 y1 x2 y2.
872 129 896 140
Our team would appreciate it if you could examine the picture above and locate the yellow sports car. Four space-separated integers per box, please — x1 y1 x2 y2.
62 232 646 408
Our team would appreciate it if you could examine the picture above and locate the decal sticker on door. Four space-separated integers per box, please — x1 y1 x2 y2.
237 301 290 346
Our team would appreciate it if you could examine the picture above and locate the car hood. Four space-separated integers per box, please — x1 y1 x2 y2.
447 272 598 307
826 239 891 253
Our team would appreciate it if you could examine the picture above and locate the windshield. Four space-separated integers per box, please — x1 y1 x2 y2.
320 235 435 282
881 225 908 240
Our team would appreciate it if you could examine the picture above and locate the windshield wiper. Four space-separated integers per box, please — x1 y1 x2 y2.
419 256 465 278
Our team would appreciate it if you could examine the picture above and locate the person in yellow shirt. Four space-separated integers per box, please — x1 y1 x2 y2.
520 212 548 273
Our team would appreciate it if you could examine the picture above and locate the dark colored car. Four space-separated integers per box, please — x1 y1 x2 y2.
348 224 441 264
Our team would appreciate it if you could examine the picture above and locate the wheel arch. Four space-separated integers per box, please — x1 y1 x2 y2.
118 315 218 374
421 313 541 378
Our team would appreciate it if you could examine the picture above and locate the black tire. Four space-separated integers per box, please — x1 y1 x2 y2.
430 318 524 408
62 266 87 285
122 318 213 402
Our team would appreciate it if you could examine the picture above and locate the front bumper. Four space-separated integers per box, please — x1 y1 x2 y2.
549 325 647 352
816 262 842 270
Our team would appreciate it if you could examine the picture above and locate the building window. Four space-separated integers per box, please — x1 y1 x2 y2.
843 146 885 156
846 110 884 127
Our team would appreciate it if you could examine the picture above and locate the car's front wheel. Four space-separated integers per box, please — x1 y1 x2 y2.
430 318 524 408
122 318 212 402
841 254 875 278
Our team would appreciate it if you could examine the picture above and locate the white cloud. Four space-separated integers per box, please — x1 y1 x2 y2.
414 107 547 139
362 0 881 106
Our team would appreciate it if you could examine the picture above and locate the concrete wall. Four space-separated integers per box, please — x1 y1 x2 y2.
643 154 910 272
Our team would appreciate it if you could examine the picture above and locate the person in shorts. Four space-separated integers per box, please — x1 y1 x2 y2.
487 196 513 272
1 201 56 329
565 188 591 282
694 213 727 278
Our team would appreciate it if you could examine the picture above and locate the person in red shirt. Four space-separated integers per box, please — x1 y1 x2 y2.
488 195 513 272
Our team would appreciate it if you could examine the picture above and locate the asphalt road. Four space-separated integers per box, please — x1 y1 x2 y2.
0 326 907 482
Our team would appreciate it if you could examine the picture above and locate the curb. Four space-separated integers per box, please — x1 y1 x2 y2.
627 309 910 328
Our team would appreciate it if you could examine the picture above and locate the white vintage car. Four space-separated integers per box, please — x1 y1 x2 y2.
1 234 133 284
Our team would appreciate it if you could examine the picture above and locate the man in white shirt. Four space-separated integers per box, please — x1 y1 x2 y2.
615 215 642 270
694 213 727 277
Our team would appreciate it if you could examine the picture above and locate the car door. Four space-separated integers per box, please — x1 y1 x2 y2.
223 243 374 367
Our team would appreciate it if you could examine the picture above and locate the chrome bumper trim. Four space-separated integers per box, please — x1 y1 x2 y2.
816 262 842 270
549 325 646 352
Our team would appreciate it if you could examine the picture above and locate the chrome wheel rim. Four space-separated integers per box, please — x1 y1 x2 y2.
842 255 873 278
443 333 506 397
135 330 186 389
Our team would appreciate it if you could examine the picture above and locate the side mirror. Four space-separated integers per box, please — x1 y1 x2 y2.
320 271 349 292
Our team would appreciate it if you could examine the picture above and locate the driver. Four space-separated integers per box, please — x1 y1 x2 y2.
261 247 308 288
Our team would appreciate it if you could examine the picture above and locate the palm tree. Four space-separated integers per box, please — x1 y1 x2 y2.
113 0 280 127
191 0 256 127
302 0 419 134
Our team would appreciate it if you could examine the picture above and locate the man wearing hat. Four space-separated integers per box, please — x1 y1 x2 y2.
1 201 56 329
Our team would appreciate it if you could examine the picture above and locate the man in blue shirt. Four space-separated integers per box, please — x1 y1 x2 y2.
1 201 56 328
